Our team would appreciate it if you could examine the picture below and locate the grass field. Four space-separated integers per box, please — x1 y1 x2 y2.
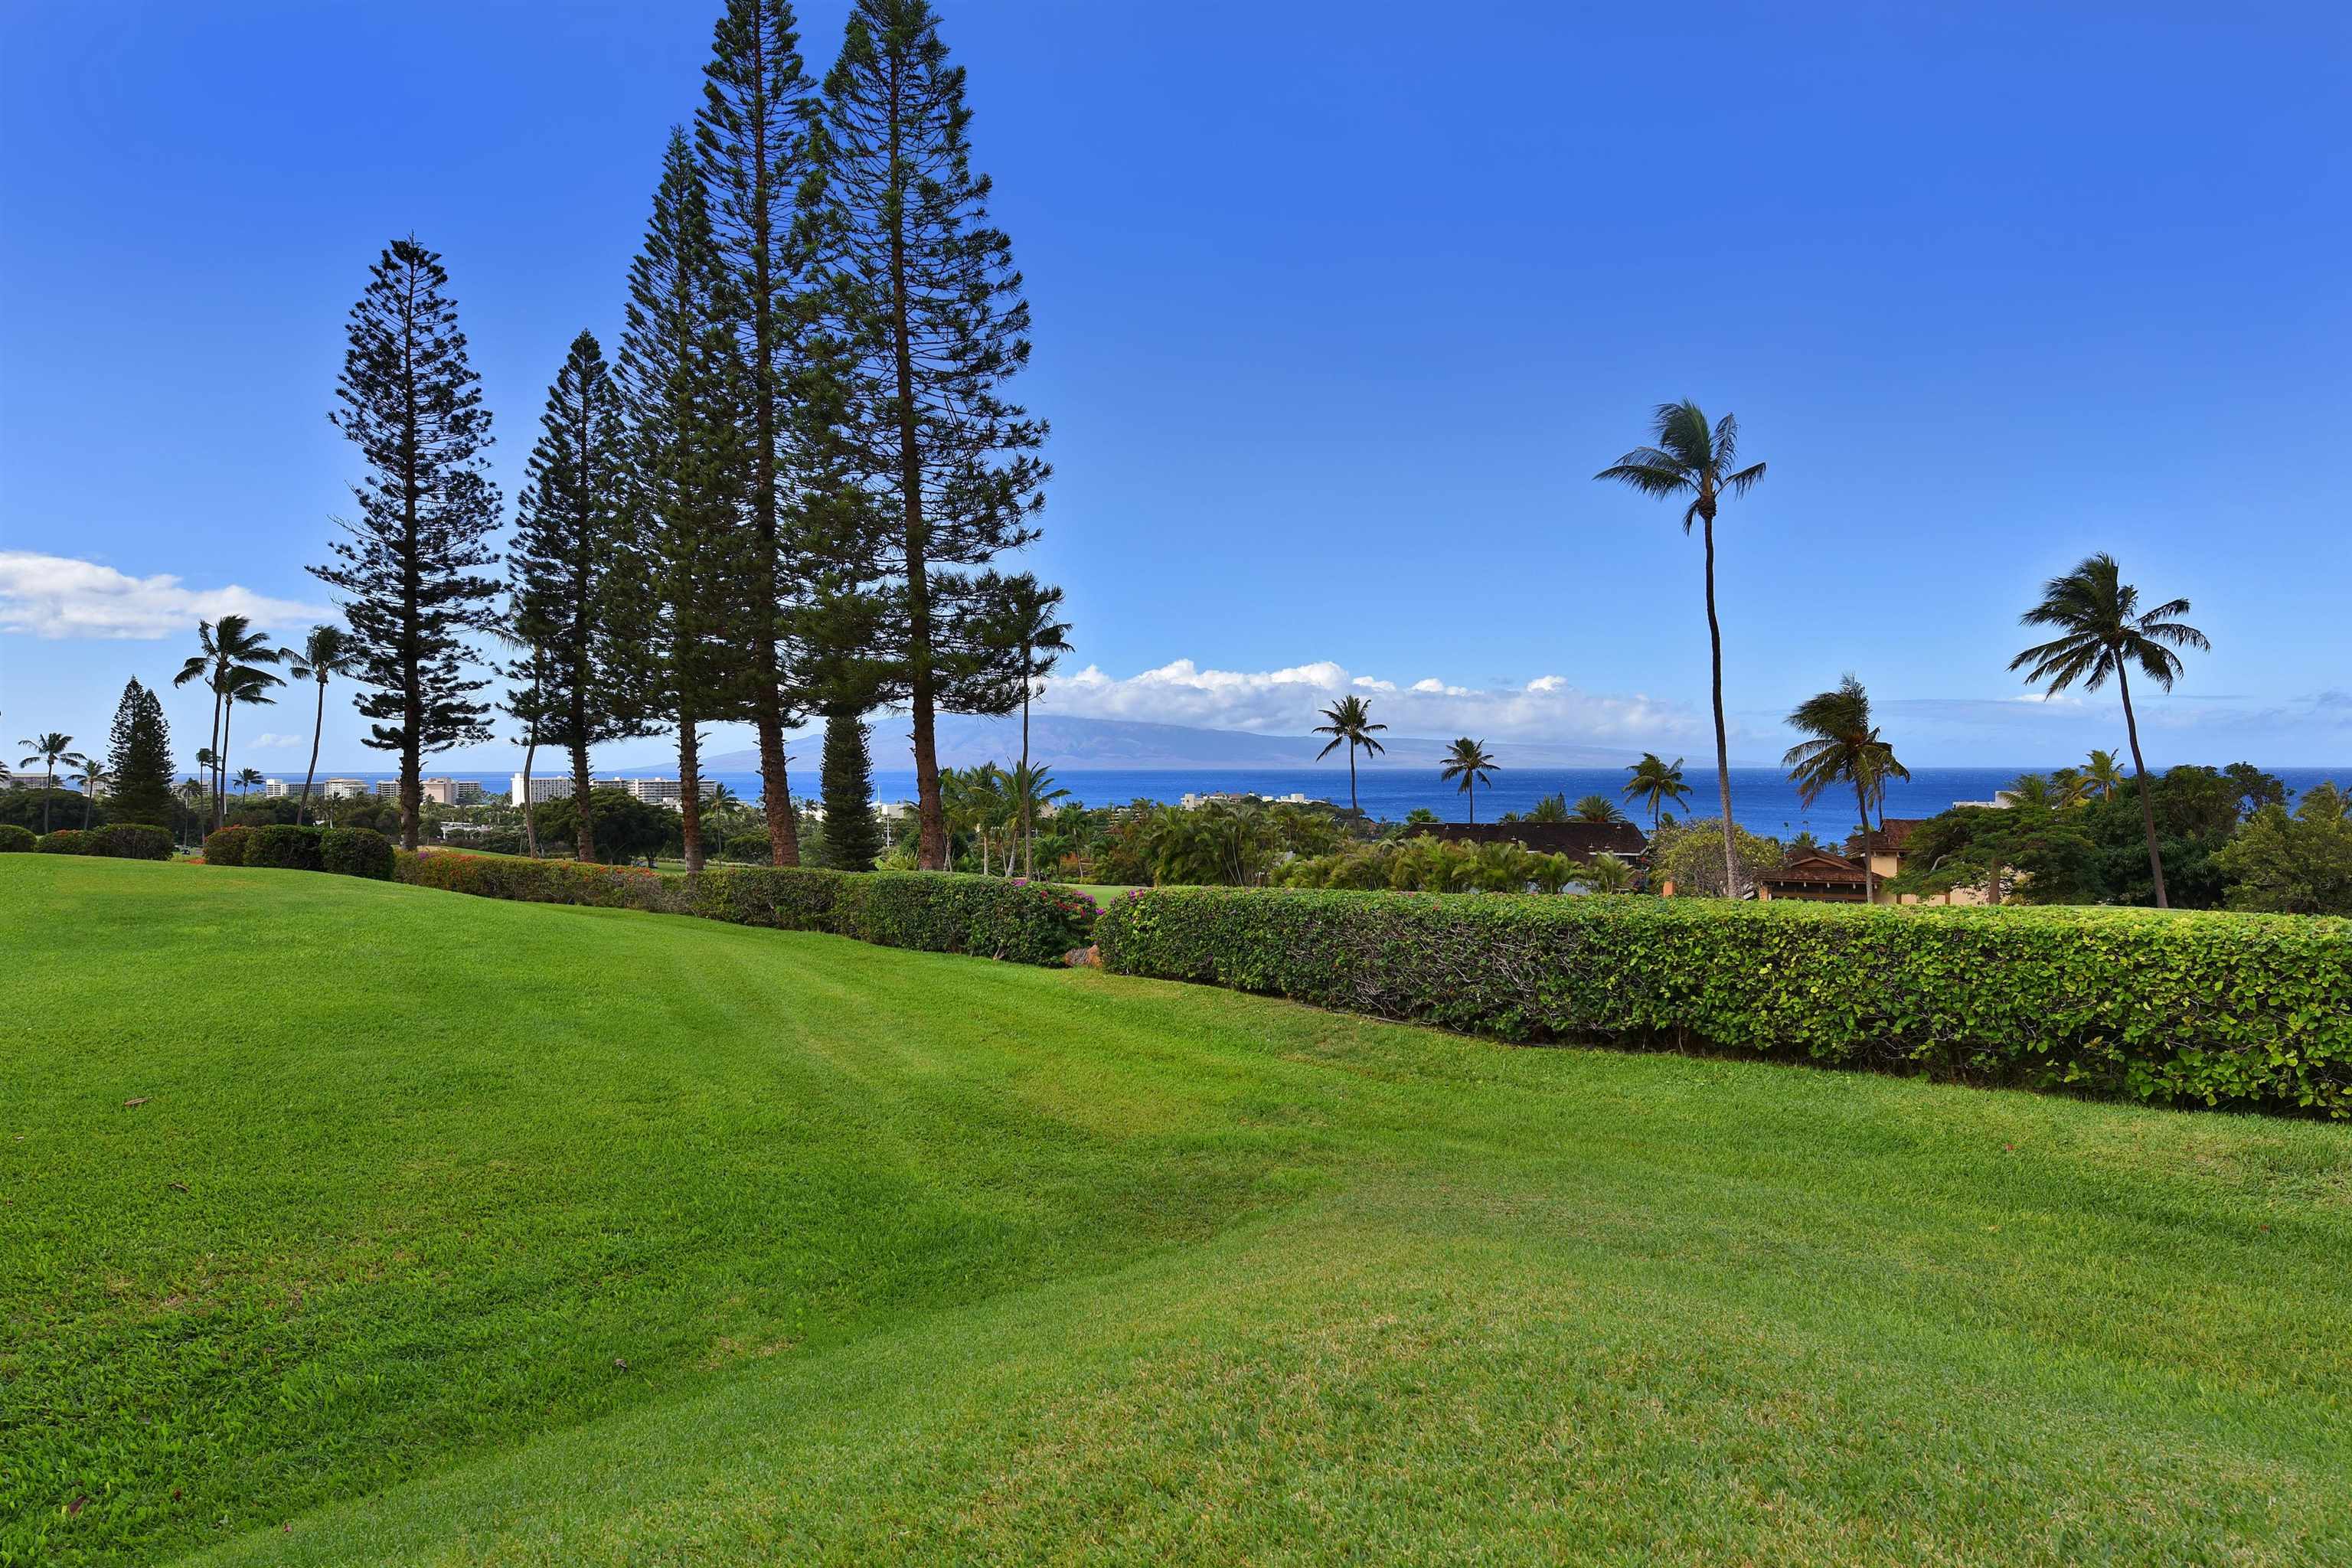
5 856 2350 1566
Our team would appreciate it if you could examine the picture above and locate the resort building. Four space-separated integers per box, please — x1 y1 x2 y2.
264 778 290 798
1753 823 1988 906
510 773 570 805
320 779 368 799
1179 790 1322 809
377 778 483 806
603 776 719 809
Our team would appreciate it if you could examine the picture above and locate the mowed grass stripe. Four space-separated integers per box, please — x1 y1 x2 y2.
2 857 2347 1565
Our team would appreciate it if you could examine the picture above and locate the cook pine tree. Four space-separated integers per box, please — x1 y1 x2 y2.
508 329 658 864
815 0 1049 869
311 236 503 851
697 0 827 865
620 129 752 874
104 678 175 828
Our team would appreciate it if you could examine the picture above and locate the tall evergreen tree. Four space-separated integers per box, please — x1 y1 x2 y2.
621 129 750 875
508 330 657 864
698 0 824 865
105 678 175 827
818 710 880 870
311 236 503 851
815 0 1049 869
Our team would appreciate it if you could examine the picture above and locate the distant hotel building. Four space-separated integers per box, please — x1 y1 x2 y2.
375 777 483 805
1179 790 1320 809
508 773 717 809
320 778 368 799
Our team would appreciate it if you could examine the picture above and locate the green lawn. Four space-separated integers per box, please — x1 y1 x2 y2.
5 857 2349 1566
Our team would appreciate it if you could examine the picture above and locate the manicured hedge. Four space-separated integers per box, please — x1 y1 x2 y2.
387 851 1093 966
23 825 172 859
98 824 174 861
321 827 395 880
1094 887 2352 1117
203 825 253 865
246 824 326 871
0 824 38 852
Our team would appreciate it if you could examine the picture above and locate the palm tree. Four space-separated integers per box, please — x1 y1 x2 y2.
1782 675 1910 903
1003 579 1073 879
176 776 207 851
174 615 289 830
2010 554 2208 908
1004 761 1070 877
74 757 109 829
17 733 87 834
1577 852 1635 893
2082 748 2127 801
1620 752 1691 831
2050 766 2088 808
233 766 266 803
1596 403 1766 900
216 667 283 824
1524 792 1571 823
1312 695 1389 817
1571 794 1626 825
288 624 357 825
1439 738 1499 824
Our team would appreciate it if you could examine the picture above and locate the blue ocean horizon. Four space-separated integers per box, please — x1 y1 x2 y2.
289 763 2348 841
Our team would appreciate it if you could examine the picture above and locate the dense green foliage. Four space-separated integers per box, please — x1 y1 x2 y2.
11 857 2349 1566
244 824 326 872
0 824 34 852
389 851 1091 964
102 678 175 827
319 826 395 880
1279 835 1583 893
2215 782 2352 914
818 712 881 871
531 788 674 867
1096 887 2352 1116
96 825 172 861
201 825 252 865
35 830 91 854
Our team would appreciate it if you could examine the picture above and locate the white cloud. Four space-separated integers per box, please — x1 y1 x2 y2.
1037 658 1701 743
243 733 308 750
0 551 328 641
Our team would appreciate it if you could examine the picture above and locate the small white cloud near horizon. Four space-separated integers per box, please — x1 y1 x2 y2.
243 733 306 750
0 551 328 642
1037 658 1704 745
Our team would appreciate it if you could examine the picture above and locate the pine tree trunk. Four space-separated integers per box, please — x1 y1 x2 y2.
570 738 596 864
299 679 324 826
2117 664 2169 909
1701 508 1738 897
680 710 705 875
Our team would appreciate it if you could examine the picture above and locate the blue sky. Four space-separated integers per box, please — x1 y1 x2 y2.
4 0 2347 773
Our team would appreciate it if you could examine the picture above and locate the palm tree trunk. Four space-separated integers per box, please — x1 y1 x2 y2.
207 678 224 832
83 783 94 831
1348 745 1359 816
299 679 325 826
1854 777 1877 903
1701 511 1737 897
2115 664 2169 909
220 702 235 830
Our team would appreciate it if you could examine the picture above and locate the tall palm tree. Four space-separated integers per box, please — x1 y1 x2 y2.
288 624 357 825
74 757 109 829
2082 747 2126 801
1004 761 1071 878
233 766 266 802
1620 752 1691 831
1003 579 1073 880
1597 402 1766 899
1571 794 1626 825
1782 675 1910 903
1312 695 1388 816
17 733 87 834
177 776 207 851
174 615 289 829
2010 554 2208 908
1439 738 1499 824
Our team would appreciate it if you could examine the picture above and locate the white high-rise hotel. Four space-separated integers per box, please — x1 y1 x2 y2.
509 775 719 809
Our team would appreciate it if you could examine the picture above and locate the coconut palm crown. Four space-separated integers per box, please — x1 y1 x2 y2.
2009 554 2208 908
1439 737 1499 824
1312 695 1389 815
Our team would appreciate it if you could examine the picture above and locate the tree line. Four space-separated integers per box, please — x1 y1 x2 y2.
294 0 1063 868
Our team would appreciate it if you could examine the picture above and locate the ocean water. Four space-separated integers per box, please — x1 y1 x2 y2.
315 763 2348 841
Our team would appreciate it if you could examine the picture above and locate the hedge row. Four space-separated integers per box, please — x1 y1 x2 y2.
203 824 394 880
0 824 36 852
1093 887 2352 1117
389 852 1095 966
20 824 173 860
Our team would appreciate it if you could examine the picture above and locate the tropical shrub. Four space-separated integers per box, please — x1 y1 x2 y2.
37 830 92 854
0 824 34 853
246 824 327 871
321 827 395 880
1095 887 2352 1118
202 825 253 866
99 824 174 861
387 853 1091 966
